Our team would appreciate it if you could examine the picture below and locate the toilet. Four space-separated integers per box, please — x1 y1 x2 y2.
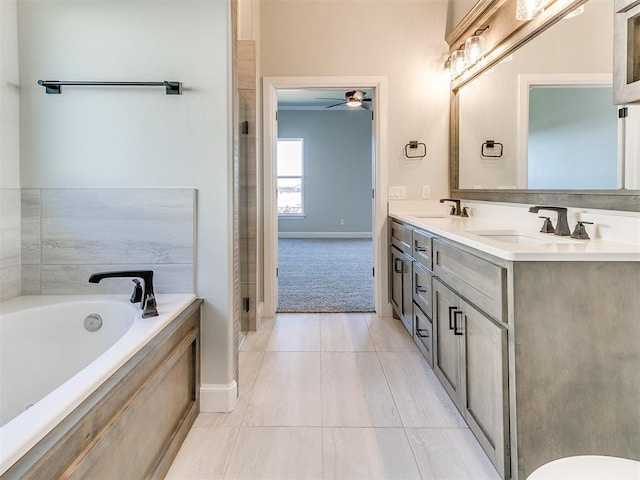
527 455 640 480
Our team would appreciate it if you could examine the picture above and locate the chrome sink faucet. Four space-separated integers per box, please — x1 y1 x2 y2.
528 206 571 236
88 270 159 318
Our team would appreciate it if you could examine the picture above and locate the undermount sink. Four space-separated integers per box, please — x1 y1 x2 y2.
411 213 447 218
466 229 581 245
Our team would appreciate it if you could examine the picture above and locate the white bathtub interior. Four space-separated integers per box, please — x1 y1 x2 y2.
0 300 135 427
0 293 196 476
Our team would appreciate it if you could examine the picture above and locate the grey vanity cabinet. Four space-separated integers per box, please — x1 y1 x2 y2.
433 278 510 480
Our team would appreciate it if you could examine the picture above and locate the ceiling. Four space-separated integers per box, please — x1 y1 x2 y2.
277 89 374 110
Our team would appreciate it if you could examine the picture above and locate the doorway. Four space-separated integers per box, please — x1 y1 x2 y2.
275 94 374 312
262 76 391 320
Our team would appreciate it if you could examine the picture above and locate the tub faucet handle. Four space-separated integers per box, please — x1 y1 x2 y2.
130 279 143 304
142 294 158 318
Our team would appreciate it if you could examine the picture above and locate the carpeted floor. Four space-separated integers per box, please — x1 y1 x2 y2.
277 238 374 313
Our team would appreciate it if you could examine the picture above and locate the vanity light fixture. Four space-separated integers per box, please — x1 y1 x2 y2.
451 48 466 78
464 26 489 66
443 56 453 79
516 0 545 21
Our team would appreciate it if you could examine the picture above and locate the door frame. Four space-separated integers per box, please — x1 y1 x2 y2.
262 75 391 318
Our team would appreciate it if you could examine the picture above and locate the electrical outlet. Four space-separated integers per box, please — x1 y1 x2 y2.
339 219 345 225
422 185 431 199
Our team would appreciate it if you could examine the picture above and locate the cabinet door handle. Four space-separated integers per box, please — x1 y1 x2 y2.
453 310 463 335
415 246 427 252
415 285 427 294
416 328 430 338
394 258 403 273
448 306 457 330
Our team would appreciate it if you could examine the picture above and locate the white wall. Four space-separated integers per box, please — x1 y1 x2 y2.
0 0 20 189
17 0 234 404
261 0 451 202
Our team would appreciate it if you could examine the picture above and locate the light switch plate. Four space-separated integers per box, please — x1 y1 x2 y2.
388 186 407 199
422 185 431 199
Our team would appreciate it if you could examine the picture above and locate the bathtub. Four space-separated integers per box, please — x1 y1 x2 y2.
0 293 200 477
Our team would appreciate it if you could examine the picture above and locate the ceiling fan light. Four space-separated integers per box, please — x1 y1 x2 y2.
346 98 362 107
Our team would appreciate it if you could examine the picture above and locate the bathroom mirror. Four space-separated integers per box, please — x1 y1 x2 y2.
450 0 640 211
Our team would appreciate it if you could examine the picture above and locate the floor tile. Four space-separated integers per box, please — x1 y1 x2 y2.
365 314 419 352
321 352 401 427
164 427 239 480
379 352 466 428
322 428 422 479
240 319 273 352
406 428 500 480
243 352 321 426
320 313 374 351
194 352 264 427
224 427 322 480
267 313 321 351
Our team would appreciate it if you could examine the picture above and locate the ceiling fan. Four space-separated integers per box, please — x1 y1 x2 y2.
317 90 372 109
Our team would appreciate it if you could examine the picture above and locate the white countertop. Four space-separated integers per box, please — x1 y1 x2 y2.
390 212 640 261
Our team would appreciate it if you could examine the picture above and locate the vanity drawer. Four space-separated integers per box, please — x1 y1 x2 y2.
413 262 434 318
391 221 412 253
433 239 507 322
412 229 433 270
413 303 433 367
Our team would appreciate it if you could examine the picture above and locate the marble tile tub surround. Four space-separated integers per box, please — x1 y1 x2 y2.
389 200 640 245
0 189 21 301
20 188 195 295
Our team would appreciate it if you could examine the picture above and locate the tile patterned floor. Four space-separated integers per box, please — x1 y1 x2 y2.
165 313 500 480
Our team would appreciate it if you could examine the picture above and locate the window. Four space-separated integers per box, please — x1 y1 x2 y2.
277 139 304 215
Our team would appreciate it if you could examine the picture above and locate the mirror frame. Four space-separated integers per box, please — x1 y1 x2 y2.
448 0 640 212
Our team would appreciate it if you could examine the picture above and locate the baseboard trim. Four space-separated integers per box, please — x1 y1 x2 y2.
278 232 372 239
200 381 238 413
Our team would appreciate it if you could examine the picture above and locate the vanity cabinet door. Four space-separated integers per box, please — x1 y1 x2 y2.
460 298 510 480
433 279 463 407
390 247 413 335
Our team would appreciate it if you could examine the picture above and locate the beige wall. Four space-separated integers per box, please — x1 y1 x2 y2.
261 0 451 202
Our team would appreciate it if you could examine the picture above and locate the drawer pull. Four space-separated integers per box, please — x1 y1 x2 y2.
416 328 430 338
415 285 427 293
394 258 403 273
415 246 428 252
453 310 464 336
448 306 457 330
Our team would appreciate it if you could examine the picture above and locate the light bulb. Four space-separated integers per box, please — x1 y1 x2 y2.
464 35 485 66
451 49 466 78
516 0 544 21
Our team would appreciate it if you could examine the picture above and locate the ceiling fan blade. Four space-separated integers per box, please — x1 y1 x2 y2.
325 101 347 108
362 98 372 102
345 90 356 98
352 90 365 101
360 102 370 110
316 97 345 100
